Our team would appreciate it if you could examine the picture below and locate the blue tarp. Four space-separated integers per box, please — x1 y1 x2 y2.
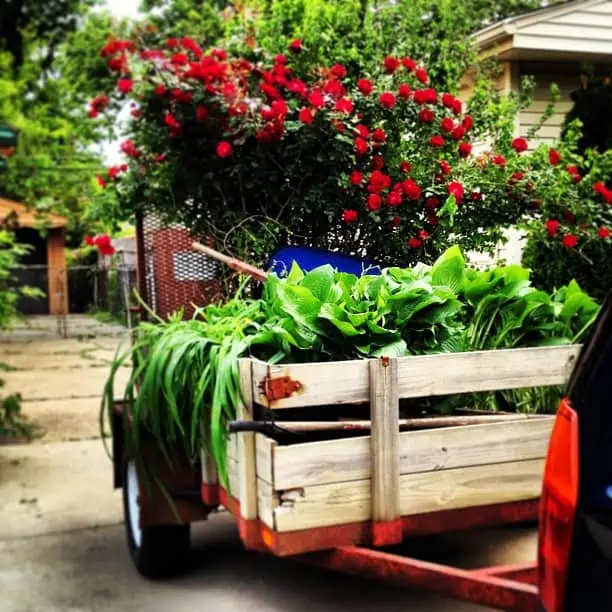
265 245 382 278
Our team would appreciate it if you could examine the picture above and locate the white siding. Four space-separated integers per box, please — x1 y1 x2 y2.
517 65 579 148
514 0 612 56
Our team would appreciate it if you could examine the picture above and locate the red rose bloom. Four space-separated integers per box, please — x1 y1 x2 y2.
598 227 611 239
462 115 474 130
182 37 202 58
85 235 95 246
546 219 560 237
430 135 445 148
549 149 561 165
216 141 233 158
275 54 287 65
398 84 411 100
402 57 416 71
288 79 307 97
164 112 181 129
391 216 401 228
512 137 528 153
379 92 396 109
458 142 472 158
492 154 506 167
594 182 612 204
471 191 483 202
384 56 401 73
357 78 374 96
96 175 107 188
567 165 581 183
408 237 423 249
425 197 440 211
308 89 325 108
117 78 133 94
419 108 435 123
289 39 303 53
155 84 167 96
330 64 347 79
165 37 180 48
562 234 578 248
400 161 411 173
441 93 455 108
368 170 391 193
440 117 454 133
403 179 421 201
355 137 369 156
343 209 359 223
335 97 354 114
447 181 464 202
120 140 141 158
356 124 369 138
418 229 430 240
367 194 382 211
440 160 452 175
299 108 314 124
350 171 364 186
415 68 428 83
510 171 524 183
451 126 466 141
371 128 387 143
387 191 402 207
88 109 99 118
171 52 188 66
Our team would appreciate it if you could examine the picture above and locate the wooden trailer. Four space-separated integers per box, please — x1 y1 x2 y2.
112 342 580 611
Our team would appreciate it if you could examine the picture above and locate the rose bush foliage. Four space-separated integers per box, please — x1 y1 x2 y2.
90 33 548 267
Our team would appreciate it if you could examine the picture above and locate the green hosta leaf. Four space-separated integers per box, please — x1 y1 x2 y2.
372 340 408 357
286 261 304 284
431 246 466 294
275 283 323 327
318 303 364 337
301 265 335 302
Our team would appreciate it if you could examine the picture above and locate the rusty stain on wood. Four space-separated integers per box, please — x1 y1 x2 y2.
259 375 303 402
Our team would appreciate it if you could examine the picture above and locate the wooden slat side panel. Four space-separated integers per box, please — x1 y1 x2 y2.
255 433 275 484
273 459 545 533
272 417 554 490
250 346 580 409
397 345 579 399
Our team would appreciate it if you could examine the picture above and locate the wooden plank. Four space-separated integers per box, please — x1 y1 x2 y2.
236 359 257 520
272 417 554 490
251 345 580 409
47 228 68 315
396 345 579 399
257 477 276 529
273 458 545 533
200 450 218 486
369 358 400 524
255 434 275 484
251 358 369 409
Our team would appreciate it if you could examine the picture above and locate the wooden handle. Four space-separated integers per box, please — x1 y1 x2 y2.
191 241 268 281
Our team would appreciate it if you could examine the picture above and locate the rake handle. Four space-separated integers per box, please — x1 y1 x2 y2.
192 241 268 281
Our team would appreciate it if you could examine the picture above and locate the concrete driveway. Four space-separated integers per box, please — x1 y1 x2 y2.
0 317 539 611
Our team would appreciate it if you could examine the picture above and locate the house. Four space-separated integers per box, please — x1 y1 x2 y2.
0 197 69 315
461 0 612 265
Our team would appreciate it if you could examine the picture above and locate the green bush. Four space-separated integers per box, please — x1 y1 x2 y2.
522 235 612 303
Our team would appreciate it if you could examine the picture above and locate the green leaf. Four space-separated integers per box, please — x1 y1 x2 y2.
301 265 336 302
431 246 466 293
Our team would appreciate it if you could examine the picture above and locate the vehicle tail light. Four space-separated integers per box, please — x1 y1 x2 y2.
538 397 579 612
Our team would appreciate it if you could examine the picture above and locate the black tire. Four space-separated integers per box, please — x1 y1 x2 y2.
122 459 191 579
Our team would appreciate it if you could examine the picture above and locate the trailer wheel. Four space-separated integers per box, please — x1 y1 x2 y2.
123 459 191 579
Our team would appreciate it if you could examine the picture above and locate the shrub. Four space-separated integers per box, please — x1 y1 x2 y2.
90 36 537 269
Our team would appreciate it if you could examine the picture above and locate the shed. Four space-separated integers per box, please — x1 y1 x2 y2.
461 0 612 148
0 197 69 315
